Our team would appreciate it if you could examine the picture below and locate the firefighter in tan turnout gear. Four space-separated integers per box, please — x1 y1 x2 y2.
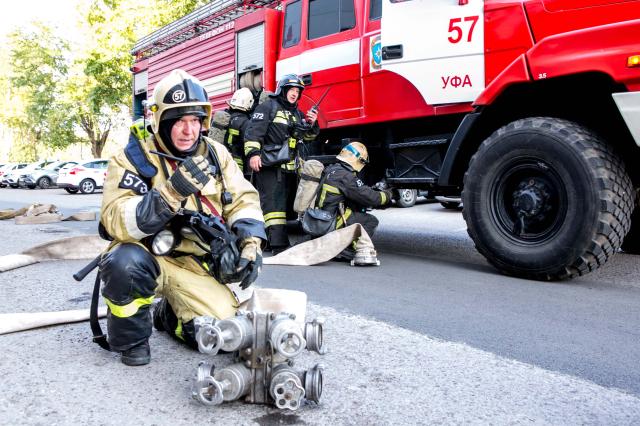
244 74 319 254
316 142 393 261
99 69 266 366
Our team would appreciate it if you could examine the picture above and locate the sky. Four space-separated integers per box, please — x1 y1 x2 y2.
0 0 81 42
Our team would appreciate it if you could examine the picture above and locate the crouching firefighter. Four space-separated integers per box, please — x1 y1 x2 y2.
97 69 266 366
315 141 393 261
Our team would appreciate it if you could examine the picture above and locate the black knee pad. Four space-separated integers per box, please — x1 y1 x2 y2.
100 244 160 304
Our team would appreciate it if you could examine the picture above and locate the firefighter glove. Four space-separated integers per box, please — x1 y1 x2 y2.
159 155 211 209
372 180 389 191
381 189 394 205
236 237 263 290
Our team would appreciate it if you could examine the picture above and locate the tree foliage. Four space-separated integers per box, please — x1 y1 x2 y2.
1 0 210 159
75 0 210 156
4 23 80 160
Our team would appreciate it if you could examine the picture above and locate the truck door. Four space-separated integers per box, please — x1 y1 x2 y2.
277 0 363 125
381 0 485 105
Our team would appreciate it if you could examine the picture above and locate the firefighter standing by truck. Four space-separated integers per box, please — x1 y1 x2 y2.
244 74 319 254
99 69 266 366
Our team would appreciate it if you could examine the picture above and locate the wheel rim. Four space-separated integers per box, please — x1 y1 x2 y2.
40 178 50 189
82 180 95 192
400 189 416 204
491 158 567 245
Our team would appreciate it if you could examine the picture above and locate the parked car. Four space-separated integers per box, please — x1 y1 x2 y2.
393 189 432 208
0 163 27 187
57 159 109 194
19 160 79 189
1 161 50 188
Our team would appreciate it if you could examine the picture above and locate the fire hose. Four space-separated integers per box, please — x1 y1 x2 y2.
0 223 375 335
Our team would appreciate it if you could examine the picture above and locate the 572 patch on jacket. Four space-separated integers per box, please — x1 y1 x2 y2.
118 170 149 195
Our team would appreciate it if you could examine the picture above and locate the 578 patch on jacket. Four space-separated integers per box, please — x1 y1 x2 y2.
118 170 149 195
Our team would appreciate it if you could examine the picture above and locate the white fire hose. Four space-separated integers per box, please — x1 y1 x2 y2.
0 224 377 335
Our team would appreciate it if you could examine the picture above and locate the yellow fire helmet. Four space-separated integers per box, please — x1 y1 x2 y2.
336 141 369 172
148 69 212 152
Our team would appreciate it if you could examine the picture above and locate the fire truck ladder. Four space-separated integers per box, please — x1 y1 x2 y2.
132 0 278 60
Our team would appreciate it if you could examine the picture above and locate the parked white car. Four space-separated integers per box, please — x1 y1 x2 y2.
57 159 109 194
2 160 56 188
19 160 79 189
0 163 28 188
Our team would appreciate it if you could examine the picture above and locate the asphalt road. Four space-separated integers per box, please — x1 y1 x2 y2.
1 187 639 424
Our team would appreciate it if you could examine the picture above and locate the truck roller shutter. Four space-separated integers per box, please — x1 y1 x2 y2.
238 24 264 78
134 71 148 95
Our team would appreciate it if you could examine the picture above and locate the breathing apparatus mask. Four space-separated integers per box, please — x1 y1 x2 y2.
149 209 249 285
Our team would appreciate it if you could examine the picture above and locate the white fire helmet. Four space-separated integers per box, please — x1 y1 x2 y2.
148 69 212 135
227 87 255 112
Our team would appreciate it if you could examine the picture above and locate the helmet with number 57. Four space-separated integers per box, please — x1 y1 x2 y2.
148 69 212 155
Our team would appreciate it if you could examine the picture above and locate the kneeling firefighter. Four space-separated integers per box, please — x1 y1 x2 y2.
315 142 393 260
99 69 266 366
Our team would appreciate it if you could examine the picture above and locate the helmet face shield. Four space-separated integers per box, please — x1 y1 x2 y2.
161 78 209 105
161 105 208 122
336 142 369 172
344 144 369 165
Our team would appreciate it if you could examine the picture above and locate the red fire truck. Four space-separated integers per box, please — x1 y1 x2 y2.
131 0 640 280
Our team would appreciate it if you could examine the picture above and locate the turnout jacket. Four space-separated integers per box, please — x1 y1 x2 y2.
316 162 390 224
243 97 319 169
100 134 265 272
225 109 251 169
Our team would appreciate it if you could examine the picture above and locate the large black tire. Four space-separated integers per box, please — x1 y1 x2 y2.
79 179 96 194
395 189 417 208
621 189 640 254
64 187 79 194
37 176 52 189
462 117 634 280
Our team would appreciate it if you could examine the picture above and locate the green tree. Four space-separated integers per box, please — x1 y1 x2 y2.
4 23 80 160
76 0 209 156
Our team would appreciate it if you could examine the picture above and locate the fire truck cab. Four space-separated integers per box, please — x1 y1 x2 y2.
132 0 640 281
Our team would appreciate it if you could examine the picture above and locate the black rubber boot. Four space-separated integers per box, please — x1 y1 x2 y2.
121 340 151 366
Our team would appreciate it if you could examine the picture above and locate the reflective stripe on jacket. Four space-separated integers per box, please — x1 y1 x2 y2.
316 162 389 216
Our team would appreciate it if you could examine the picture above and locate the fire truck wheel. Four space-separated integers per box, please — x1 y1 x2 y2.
621 190 640 254
462 117 634 280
